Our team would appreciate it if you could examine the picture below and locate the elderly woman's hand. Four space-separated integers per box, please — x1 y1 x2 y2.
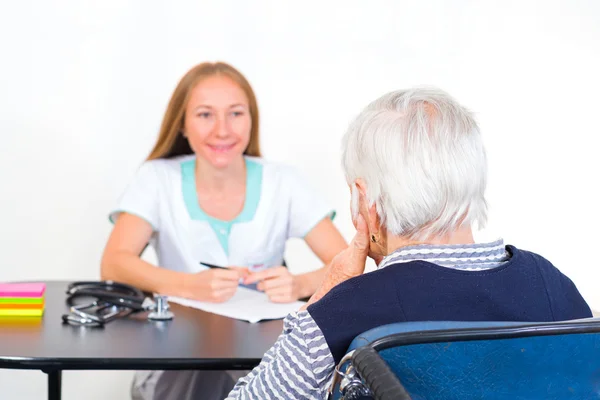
303 215 370 308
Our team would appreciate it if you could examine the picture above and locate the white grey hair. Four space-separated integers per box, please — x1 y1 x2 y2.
342 87 488 240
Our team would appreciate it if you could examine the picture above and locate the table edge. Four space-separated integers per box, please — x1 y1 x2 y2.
0 356 261 371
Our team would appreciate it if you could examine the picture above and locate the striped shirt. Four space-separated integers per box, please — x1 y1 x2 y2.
226 240 510 399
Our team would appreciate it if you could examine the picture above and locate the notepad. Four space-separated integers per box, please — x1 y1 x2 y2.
0 283 46 297
168 287 305 323
0 303 44 309
0 297 44 304
0 283 46 318
0 308 44 317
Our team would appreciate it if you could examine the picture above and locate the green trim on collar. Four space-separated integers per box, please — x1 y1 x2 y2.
180 157 263 254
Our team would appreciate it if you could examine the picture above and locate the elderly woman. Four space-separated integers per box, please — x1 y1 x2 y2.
226 88 592 399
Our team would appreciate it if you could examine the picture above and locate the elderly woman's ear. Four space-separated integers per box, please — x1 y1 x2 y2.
352 179 386 261
351 179 374 228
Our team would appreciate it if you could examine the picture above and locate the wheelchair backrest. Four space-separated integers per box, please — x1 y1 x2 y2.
332 318 600 400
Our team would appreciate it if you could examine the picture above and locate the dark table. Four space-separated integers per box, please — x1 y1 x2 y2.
0 281 284 400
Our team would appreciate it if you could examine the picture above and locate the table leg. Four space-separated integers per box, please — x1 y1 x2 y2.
46 370 62 400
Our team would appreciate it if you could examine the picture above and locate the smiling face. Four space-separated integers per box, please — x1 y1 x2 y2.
183 75 252 168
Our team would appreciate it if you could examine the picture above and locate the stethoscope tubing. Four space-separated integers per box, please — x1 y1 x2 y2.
66 281 147 310
63 280 149 326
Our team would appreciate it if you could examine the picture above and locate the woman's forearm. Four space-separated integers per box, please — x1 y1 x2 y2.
100 251 189 297
296 266 328 299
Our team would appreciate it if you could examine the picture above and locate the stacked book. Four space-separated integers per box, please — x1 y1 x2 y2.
0 283 46 317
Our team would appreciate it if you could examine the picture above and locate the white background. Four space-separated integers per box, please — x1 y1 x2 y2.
1 0 599 398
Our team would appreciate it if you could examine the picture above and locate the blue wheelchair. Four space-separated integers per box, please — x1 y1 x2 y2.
329 318 600 400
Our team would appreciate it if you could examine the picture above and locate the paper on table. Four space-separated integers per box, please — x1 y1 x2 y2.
168 287 306 323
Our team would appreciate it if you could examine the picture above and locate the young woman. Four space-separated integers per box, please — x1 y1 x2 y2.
100 62 347 400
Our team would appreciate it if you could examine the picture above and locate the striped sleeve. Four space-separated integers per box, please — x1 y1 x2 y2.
225 310 335 399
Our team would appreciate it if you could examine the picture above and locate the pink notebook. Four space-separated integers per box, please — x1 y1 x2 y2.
0 283 46 298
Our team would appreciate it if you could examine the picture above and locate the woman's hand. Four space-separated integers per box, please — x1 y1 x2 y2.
302 214 371 308
244 267 302 303
183 267 248 303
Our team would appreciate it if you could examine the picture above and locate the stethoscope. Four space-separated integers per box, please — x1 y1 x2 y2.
62 281 173 327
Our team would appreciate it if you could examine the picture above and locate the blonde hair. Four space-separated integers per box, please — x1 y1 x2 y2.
147 62 261 160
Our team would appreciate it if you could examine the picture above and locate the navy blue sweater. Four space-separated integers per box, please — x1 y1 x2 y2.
308 245 592 364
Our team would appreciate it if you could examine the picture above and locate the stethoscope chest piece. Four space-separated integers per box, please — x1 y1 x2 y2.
147 295 174 321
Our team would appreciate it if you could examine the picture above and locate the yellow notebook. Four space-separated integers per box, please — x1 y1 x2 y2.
0 308 44 317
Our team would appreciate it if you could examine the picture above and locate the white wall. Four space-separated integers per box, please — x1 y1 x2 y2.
1 0 599 398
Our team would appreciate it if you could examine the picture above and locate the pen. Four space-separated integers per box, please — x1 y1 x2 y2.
200 262 259 290
200 262 225 269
